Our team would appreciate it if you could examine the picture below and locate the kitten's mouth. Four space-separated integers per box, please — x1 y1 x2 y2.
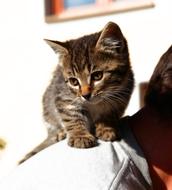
81 94 101 105
81 96 92 102
81 94 91 101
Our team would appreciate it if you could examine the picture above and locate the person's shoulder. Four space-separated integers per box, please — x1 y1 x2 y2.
0 140 126 190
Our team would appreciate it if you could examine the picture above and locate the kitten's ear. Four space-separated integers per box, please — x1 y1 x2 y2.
44 39 68 55
96 22 125 54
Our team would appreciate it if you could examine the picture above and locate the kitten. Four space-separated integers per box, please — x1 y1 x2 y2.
19 22 134 163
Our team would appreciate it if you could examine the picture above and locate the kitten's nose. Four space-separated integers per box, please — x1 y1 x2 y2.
82 93 91 100
81 85 91 100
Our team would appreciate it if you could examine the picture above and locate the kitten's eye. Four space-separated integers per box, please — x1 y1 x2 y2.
91 71 103 81
68 77 79 86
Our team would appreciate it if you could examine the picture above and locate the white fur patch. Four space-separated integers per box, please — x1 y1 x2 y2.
65 105 76 110
103 38 120 48
94 80 102 86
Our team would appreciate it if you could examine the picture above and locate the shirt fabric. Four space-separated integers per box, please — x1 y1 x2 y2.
0 117 152 190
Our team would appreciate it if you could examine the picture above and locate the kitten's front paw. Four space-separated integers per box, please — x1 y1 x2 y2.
95 123 118 141
68 132 96 148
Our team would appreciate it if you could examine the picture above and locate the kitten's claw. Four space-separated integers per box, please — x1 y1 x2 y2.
68 132 96 148
95 123 118 141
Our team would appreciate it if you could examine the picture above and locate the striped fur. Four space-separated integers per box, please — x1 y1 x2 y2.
19 22 134 163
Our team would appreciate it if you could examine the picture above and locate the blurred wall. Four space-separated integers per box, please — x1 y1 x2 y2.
0 0 171 179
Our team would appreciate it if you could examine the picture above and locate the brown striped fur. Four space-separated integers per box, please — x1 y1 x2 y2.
19 22 134 163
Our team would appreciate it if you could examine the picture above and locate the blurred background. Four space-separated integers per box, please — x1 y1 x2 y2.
0 0 171 180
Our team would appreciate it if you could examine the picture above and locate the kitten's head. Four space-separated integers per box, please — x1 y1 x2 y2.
45 22 133 109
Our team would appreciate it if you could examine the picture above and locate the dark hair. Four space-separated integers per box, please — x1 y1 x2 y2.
145 45 172 115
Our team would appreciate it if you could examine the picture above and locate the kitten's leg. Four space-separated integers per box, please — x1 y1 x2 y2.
58 103 96 148
86 104 120 142
67 124 96 148
95 122 119 141
44 87 96 149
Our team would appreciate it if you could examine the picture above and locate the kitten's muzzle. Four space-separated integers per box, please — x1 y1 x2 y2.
82 93 91 100
81 85 91 100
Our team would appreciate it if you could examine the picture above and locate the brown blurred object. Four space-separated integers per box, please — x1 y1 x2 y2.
0 138 6 150
139 82 148 108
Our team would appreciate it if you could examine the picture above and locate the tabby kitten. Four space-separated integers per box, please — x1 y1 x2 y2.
19 22 134 163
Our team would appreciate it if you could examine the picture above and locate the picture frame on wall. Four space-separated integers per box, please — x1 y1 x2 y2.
44 0 155 23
